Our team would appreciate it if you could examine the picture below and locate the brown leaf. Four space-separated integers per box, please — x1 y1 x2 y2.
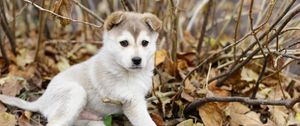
184 79 196 93
198 102 224 126
16 48 35 68
241 67 258 82
176 119 193 126
177 52 197 66
0 112 16 126
270 106 287 126
177 59 188 71
150 112 164 126
207 81 230 108
181 91 194 102
18 111 32 126
0 103 6 112
226 103 276 126
155 50 168 66
164 58 176 76
208 81 230 97
0 75 24 96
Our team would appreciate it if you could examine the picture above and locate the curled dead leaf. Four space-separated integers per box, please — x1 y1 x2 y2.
150 112 164 126
155 49 168 66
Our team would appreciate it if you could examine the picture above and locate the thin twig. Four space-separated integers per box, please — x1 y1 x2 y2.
186 0 209 31
22 0 102 28
209 0 297 86
197 0 212 55
274 51 300 60
72 0 104 23
216 50 300 69
251 55 268 99
249 0 266 57
233 0 243 61
8 3 29 23
169 0 178 75
121 0 134 11
12 0 16 42
262 59 295 81
184 96 300 116
0 32 9 66
0 0 16 55
215 2 240 45
34 0 47 62
280 27 300 35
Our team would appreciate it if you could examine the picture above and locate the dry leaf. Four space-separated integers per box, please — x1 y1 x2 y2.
0 103 6 112
226 102 275 126
208 81 230 97
57 57 70 72
176 119 193 126
0 112 16 126
18 111 32 126
241 67 258 82
150 112 164 126
16 48 35 68
155 49 168 66
177 52 197 66
177 59 188 71
270 106 288 126
184 79 196 93
181 91 194 102
198 102 223 126
0 75 24 96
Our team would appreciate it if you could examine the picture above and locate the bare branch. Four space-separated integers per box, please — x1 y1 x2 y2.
251 55 268 99
184 96 300 117
0 0 16 55
22 0 102 28
72 0 104 23
121 0 134 11
208 0 298 86
0 32 9 66
249 0 266 57
197 0 212 54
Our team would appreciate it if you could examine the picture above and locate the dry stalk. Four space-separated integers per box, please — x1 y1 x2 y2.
22 0 102 28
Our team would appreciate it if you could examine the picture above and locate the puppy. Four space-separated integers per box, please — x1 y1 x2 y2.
0 11 162 126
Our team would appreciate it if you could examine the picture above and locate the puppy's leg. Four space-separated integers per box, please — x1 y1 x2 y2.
123 98 156 126
87 121 105 126
75 120 105 126
46 84 87 126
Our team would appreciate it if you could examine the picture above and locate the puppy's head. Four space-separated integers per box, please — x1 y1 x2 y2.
103 11 162 71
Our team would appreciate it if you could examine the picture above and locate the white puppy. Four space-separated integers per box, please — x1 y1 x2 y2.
0 11 162 126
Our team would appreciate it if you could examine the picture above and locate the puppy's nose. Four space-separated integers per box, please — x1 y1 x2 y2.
132 57 142 65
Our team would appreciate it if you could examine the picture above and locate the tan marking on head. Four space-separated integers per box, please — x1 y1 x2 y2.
104 11 125 31
142 13 162 32
104 12 162 41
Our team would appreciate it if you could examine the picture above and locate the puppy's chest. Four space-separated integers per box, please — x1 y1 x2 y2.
86 73 152 115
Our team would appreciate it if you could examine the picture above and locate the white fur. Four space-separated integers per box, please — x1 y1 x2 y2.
0 28 158 126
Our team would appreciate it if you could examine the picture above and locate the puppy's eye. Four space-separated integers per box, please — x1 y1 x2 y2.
142 40 149 47
120 40 129 47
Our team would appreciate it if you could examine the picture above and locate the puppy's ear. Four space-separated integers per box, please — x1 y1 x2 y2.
143 13 162 32
104 11 125 31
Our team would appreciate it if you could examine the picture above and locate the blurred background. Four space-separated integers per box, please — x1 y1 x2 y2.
0 0 300 125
